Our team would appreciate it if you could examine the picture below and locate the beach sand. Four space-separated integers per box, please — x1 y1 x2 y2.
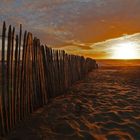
4 66 140 140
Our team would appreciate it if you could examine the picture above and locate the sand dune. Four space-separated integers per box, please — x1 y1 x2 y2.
4 66 140 140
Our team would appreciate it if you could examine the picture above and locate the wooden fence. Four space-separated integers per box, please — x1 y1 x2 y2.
0 22 97 136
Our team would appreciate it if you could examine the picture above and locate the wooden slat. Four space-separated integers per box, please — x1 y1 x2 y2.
10 27 15 128
17 24 22 120
13 34 19 123
1 21 7 135
20 31 27 120
7 25 12 131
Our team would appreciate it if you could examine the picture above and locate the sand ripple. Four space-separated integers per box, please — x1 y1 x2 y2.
4 66 140 140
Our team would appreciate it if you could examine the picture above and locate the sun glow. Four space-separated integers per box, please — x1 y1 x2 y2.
111 42 139 59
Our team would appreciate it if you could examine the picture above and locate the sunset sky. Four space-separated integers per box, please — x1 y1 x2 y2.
0 0 140 59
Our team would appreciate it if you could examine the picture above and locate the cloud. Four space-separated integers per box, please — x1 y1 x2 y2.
0 0 140 58
58 33 140 59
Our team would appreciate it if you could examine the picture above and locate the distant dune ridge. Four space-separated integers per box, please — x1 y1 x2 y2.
5 64 140 140
97 59 140 67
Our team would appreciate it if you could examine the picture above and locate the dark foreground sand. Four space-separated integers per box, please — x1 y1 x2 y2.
3 66 140 140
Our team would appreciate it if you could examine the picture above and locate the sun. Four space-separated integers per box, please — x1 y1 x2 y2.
111 42 139 59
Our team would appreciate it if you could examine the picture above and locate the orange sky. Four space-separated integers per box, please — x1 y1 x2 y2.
0 0 140 59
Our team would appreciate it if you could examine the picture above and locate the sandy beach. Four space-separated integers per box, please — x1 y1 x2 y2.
3 66 140 140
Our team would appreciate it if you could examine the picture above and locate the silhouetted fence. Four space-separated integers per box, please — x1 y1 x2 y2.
0 22 97 136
